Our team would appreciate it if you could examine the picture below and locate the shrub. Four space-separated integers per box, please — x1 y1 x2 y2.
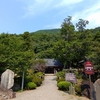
32 75 42 86
74 84 82 95
24 69 35 86
35 72 44 81
74 70 82 79
57 81 71 91
24 76 34 89
36 72 44 76
25 76 32 83
27 82 37 89
56 71 65 78
56 77 65 83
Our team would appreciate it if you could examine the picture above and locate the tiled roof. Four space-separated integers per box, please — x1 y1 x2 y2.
44 59 63 67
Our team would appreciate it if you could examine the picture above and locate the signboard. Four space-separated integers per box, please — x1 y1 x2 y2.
84 61 94 75
65 73 77 83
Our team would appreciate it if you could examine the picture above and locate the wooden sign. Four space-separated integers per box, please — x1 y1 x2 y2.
84 61 94 75
65 73 77 83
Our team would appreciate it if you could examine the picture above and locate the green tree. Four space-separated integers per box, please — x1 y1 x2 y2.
61 16 75 41
19 31 34 90
0 32 34 90
76 19 89 32
0 33 23 72
52 17 91 69
89 31 100 70
31 32 61 58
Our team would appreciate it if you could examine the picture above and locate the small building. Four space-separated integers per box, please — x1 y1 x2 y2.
44 59 63 73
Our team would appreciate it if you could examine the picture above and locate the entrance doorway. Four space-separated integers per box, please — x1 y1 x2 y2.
45 67 54 73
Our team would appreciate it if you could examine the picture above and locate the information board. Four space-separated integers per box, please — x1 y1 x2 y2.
65 73 77 83
84 61 94 75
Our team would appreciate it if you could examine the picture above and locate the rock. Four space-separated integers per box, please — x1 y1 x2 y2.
81 80 93 99
0 69 14 90
0 69 16 99
93 79 100 100
7 89 16 99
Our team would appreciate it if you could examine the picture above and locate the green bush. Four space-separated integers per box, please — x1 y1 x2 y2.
36 72 44 76
35 72 44 81
24 69 35 86
56 77 65 83
56 71 65 78
25 76 33 83
57 81 71 91
27 82 37 89
74 84 81 95
74 70 82 79
24 75 34 89
32 75 42 86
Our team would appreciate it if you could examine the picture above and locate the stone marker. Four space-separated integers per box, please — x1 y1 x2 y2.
93 79 100 100
0 69 16 99
0 69 14 90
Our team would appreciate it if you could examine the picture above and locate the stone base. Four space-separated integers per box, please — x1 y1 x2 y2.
0 89 16 99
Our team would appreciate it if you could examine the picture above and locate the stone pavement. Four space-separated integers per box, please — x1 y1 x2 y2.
11 74 89 100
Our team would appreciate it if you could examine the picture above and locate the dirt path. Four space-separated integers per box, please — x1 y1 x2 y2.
11 74 89 100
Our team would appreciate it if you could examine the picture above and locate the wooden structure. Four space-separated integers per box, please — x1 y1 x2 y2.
44 59 63 73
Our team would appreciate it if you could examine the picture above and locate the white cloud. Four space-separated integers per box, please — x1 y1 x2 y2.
86 13 100 29
19 0 100 29
21 0 83 18
54 0 83 8
84 2 100 27
72 1 100 29
21 0 54 18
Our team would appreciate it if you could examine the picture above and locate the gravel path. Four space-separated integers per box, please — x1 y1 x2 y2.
11 74 89 100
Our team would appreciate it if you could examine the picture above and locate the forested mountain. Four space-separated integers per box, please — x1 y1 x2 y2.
0 17 100 76
30 29 61 58
31 29 60 34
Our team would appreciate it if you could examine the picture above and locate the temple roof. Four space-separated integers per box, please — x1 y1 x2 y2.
44 59 63 67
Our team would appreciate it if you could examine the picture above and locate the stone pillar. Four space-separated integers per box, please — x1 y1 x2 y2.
0 69 14 90
0 69 16 99
93 79 100 100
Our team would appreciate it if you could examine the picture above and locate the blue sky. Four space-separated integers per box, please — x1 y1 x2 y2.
0 0 100 34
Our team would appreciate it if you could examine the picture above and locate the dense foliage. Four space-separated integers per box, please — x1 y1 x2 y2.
0 32 34 75
25 70 44 90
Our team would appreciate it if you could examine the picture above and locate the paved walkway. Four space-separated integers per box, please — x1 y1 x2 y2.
11 74 89 100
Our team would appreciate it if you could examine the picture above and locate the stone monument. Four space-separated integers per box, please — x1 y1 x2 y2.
0 69 14 90
0 69 16 99
93 78 100 100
